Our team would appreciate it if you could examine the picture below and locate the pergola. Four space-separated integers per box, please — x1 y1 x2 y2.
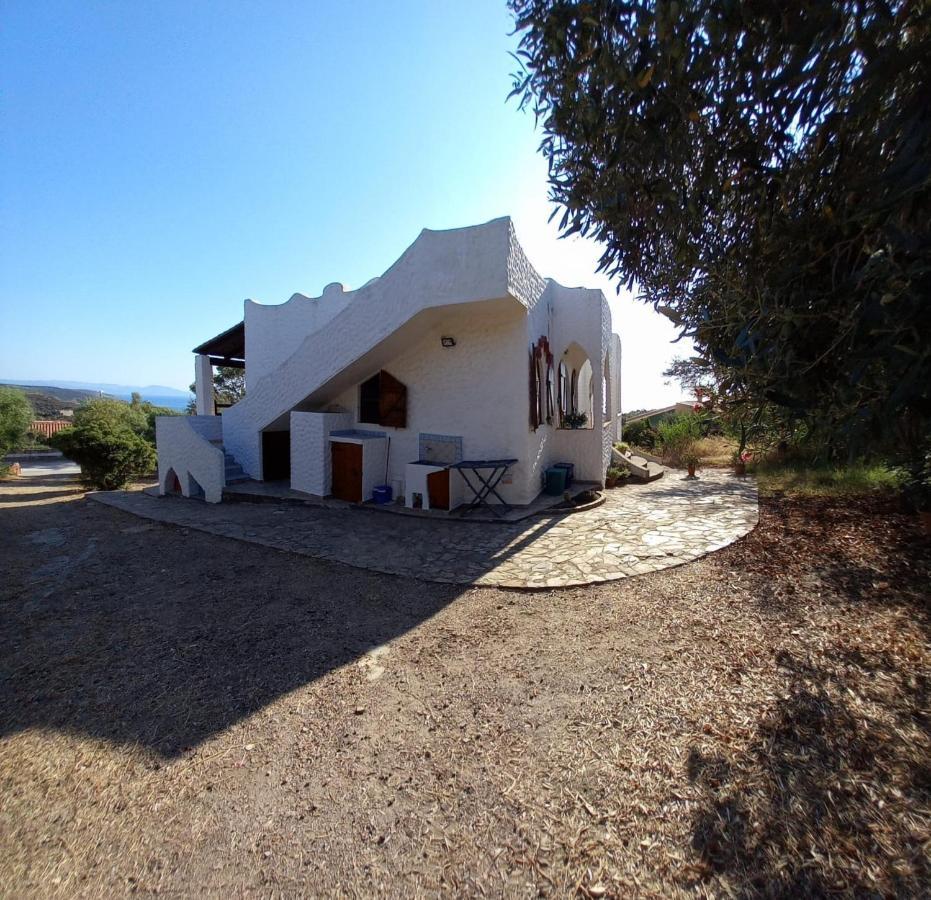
192 321 244 415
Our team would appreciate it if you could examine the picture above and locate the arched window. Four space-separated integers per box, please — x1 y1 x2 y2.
562 343 594 428
558 362 569 422
529 336 555 430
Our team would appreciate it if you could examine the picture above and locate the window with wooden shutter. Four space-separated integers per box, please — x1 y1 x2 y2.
359 370 407 428
378 370 407 428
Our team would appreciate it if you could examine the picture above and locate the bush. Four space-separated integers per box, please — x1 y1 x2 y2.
657 414 703 467
0 387 34 456
623 418 657 450
50 422 155 490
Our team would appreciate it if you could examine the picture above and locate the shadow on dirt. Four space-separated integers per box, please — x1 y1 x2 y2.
0 474 468 758
687 495 931 896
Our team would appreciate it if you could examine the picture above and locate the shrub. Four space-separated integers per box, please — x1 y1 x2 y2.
623 418 657 449
0 387 34 456
50 422 155 490
614 441 630 454
657 414 703 467
73 397 145 431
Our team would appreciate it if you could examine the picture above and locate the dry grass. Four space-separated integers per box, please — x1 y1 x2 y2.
1 476 929 896
693 436 738 468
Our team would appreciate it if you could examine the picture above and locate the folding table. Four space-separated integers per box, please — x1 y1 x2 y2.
451 458 518 517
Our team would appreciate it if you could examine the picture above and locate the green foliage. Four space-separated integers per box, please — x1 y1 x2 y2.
606 464 629 480
614 441 630 454
562 411 588 429
0 387 34 456
50 422 155 490
510 0 931 451
49 395 171 490
751 458 909 499
622 418 657 450
656 414 702 466
73 397 147 433
188 366 246 412
129 392 179 444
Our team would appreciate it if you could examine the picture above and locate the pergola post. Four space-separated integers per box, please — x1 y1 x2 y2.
194 354 216 416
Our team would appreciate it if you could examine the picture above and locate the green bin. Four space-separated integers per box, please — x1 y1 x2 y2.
544 466 567 496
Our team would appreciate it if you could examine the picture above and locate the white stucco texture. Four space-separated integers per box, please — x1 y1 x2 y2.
155 216 622 509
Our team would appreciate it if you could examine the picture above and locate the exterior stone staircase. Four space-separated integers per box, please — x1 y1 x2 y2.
209 439 249 485
614 447 664 482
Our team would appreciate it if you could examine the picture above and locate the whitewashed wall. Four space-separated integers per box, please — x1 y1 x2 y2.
290 410 352 496
155 415 225 503
222 217 544 480
211 216 621 505
245 284 353 391
328 303 532 503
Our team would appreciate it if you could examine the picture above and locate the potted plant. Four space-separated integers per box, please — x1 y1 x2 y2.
733 449 751 475
683 449 701 478
605 464 629 488
562 411 588 429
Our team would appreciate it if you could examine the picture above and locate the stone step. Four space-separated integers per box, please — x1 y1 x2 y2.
613 448 665 482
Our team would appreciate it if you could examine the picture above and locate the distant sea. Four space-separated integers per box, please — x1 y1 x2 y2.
112 392 192 411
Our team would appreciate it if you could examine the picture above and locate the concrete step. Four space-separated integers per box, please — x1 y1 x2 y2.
614 448 665 482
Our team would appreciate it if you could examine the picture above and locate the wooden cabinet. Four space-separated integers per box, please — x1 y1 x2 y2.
426 468 450 510
331 440 363 502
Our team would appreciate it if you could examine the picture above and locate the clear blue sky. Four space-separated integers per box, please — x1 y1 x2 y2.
1 0 687 409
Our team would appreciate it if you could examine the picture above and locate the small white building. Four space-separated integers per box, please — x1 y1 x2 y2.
156 217 621 507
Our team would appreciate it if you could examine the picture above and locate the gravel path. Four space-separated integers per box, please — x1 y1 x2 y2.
91 470 758 588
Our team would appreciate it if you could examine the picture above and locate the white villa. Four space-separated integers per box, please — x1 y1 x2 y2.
156 217 621 509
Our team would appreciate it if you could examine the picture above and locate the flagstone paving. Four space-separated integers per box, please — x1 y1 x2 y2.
92 470 758 588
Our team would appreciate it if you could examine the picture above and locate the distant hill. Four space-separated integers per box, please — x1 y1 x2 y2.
0 378 188 397
1 382 192 418
0 383 110 419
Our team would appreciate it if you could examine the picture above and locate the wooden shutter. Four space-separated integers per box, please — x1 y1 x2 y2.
529 349 539 430
378 370 407 428
359 373 381 424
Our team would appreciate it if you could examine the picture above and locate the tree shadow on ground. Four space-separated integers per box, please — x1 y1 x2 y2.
689 495 931 896
0 480 474 758
687 648 930 896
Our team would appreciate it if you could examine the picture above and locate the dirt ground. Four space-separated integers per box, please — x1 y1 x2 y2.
1 471 929 898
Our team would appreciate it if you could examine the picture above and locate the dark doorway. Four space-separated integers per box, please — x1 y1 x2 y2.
262 431 291 481
331 440 363 502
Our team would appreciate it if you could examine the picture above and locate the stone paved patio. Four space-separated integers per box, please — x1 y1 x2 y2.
92 470 758 588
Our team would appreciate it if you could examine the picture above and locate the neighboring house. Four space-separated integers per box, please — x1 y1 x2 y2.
156 217 622 506
623 402 697 429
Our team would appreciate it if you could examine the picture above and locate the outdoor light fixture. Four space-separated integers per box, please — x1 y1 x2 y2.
441 336 456 348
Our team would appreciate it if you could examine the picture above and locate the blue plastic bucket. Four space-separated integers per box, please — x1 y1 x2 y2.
372 484 393 504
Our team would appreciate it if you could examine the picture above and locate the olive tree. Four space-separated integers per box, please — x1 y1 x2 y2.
509 0 931 454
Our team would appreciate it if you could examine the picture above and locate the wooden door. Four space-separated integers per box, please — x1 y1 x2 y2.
427 469 450 510
331 441 363 502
